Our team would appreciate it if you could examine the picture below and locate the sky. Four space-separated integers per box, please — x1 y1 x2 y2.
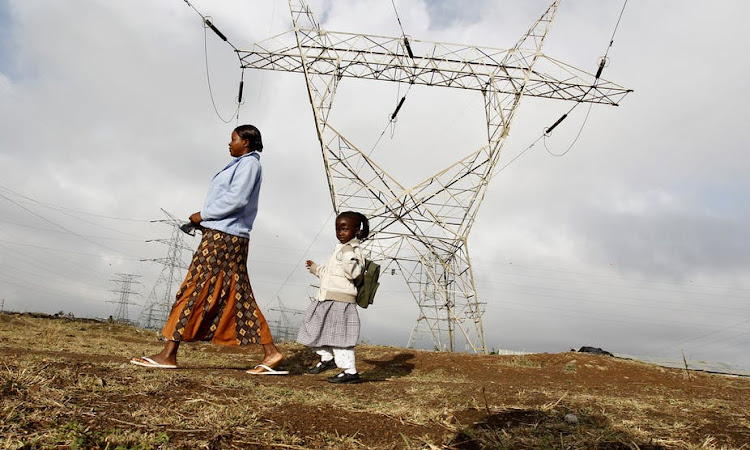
1 0 749 373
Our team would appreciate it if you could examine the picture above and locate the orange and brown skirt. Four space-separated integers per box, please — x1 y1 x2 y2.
162 228 272 346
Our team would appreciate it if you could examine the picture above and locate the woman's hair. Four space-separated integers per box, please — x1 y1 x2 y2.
338 211 370 241
234 124 263 152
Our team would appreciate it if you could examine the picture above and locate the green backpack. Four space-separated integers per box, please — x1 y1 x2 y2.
355 259 380 308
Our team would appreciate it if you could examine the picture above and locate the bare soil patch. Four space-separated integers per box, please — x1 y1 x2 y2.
1 312 748 449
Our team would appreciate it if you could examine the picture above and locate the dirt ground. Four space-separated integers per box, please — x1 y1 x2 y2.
2 313 749 449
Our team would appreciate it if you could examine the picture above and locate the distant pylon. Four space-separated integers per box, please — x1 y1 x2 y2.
268 296 304 342
140 302 160 330
108 273 141 323
139 209 194 329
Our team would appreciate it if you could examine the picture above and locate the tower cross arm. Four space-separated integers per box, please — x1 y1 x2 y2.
238 30 631 105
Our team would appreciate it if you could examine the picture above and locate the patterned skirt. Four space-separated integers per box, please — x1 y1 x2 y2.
161 228 272 346
296 300 360 348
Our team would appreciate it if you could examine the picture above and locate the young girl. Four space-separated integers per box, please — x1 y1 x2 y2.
296 211 369 383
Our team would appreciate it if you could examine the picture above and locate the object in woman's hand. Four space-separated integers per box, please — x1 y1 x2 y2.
179 222 202 236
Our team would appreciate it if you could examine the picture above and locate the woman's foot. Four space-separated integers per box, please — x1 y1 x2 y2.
130 355 177 369
246 351 283 374
130 341 179 368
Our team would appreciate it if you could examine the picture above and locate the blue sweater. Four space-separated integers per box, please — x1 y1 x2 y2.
200 151 262 238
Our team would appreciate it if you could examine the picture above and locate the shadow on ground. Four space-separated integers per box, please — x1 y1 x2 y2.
448 407 668 450
275 350 416 382
360 352 415 381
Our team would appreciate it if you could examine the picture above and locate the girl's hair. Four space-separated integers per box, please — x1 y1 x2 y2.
234 124 263 152
338 211 370 241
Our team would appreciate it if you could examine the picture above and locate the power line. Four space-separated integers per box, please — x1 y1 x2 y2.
0 271 104 302
483 282 750 320
0 202 150 239
390 0 408 37
202 25 241 123
680 323 750 353
0 238 143 261
477 267 750 303
483 291 736 334
181 0 244 123
363 0 417 158
470 257 750 294
0 191 137 257
0 185 152 222
266 212 334 307
0 218 152 243
0 244 111 282
542 0 628 158
494 0 630 171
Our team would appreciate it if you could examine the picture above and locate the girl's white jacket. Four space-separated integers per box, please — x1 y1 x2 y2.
308 238 364 303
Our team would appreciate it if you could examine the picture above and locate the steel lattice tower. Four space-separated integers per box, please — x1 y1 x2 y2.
268 296 304 342
237 0 631 353
108 273 141 323
139 209 194 329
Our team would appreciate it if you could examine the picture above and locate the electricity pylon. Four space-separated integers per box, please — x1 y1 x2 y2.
108 273 141 323
139 209 194 329
237 0 631 353
268 296 304 342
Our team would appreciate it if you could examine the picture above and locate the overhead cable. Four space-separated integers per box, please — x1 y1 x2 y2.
182 0 244 123
0 191 135 256
495 0 629 172
542 0 628 157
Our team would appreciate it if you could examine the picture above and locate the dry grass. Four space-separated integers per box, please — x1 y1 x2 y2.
1 312 749 449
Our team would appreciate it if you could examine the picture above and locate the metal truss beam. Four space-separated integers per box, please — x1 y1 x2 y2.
236 0 630 354
239 19 630 105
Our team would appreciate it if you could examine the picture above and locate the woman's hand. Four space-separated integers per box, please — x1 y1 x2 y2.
305 260 314 268
189 212 202 224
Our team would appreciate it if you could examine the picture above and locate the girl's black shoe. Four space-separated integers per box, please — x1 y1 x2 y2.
327 371 361 384
307 359 336 374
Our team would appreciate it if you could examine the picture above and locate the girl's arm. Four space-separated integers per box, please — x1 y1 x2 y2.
306 259 324 278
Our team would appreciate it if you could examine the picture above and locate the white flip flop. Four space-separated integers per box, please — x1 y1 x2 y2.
130 356 178 369
246 364 289 375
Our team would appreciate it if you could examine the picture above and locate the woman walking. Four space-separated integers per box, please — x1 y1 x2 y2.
131 124 285 375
